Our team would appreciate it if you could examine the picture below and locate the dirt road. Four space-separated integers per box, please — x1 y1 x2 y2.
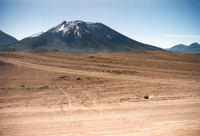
0 51 199 135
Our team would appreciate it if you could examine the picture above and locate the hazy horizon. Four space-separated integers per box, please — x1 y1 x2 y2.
1 0 200 48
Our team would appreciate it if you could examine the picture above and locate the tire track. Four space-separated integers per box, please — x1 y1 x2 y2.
58 85 71 112
0 57 136 81
0 57 182 85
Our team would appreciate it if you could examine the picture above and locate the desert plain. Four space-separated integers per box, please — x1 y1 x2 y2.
0 51 200 135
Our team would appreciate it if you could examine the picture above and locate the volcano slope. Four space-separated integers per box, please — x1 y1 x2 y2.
0 51 199 136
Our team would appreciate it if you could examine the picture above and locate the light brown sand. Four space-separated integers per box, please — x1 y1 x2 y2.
0 51 199 135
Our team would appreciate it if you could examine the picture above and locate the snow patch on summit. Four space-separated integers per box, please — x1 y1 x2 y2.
52 21 92 38
57 24 66 31
53 21 95 34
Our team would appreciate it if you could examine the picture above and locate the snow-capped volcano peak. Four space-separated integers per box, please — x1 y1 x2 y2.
51 20 96 38
28 20 100 39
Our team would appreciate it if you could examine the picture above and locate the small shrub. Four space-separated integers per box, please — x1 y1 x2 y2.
76 77 81 80
89 56 95 58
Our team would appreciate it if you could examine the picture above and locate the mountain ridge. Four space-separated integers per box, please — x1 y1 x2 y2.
0 30 18 46
167 42 200 54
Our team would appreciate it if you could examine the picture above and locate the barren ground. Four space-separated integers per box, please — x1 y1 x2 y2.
0 51 200 136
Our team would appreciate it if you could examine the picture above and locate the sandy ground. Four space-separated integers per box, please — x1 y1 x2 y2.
0 51 200 136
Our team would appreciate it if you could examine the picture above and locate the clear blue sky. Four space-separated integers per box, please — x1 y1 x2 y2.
0 0 200 48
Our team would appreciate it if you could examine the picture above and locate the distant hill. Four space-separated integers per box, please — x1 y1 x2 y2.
167 42 200 54
3 20 164 54
0 30 18 46
167 44 187 52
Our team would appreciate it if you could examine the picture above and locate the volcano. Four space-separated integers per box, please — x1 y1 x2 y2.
6 20 164 53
